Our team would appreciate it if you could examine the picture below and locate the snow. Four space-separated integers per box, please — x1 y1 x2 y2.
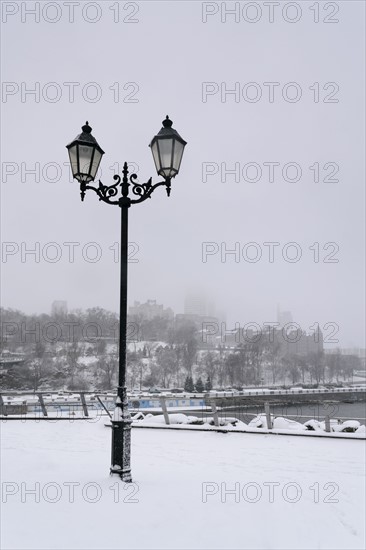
140 413 192 424
204 416 242 427
131 414 365 437
113 408 123 421
272 417 307 431
248 413 274 429
330 420 361 433
127 340 166 353
304 419 323 431
78 356 98 366
340 420 360 430
319 419 342 431
1 420 365 549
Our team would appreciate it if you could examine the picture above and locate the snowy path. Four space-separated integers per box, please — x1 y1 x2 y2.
1 420 365 549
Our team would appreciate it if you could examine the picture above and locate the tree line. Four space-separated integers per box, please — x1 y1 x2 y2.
0 307 362 391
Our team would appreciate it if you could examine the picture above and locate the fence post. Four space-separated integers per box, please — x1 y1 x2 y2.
160 397 170 425
210 399 220 427
37 393 48 417
79 393 89 417
264 402 272 429
325 415 331 432
0 394 7 417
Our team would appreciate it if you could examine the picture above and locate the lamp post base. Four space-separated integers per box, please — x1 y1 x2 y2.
110 387 132 482
110 461 132 483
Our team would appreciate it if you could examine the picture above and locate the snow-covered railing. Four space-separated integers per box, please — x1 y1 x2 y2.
1 387 365 421
130 399 366 435
204 386 366 398
0 391 207 418
0 391 115 418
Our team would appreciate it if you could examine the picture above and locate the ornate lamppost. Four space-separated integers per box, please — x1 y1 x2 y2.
66 117 187 482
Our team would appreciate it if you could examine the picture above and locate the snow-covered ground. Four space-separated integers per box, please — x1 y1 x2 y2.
1 420 365 549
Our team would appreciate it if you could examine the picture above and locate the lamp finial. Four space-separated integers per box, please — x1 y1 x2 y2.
82 121 92 133
162 116 173 128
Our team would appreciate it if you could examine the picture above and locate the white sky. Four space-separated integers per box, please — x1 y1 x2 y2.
1 1 365 347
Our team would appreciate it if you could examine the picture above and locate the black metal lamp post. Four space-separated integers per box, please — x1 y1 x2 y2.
66 116 187 482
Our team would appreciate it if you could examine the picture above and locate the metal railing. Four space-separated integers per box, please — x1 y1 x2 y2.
1 392 365 435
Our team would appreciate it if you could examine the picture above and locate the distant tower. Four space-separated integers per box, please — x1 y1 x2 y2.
51 300 68 316
277 305 293 327
184 293 208 316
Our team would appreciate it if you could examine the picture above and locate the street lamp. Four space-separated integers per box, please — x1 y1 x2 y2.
66 116 187 482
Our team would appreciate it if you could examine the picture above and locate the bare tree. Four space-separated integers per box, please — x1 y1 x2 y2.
66 341 82 388
308 352 325 385
266 341 283 385
98 356 117 390
203 351 220 386
155 347 177 388
282 355 300 385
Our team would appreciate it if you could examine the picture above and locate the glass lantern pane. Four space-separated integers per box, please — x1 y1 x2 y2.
158 138 173 171
90 149 102 180
172 140 184 173
68 145 78 177
151 141 160 173
78 144 94 180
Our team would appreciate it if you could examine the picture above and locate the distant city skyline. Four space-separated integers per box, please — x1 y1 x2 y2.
1 296 361 349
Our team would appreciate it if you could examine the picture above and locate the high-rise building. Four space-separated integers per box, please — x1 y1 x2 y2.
51 300 68 316
184 292 216 317
232 324 323 356
128 300 174 321
281 328 323 356
277 305 293 327
184 294 206 316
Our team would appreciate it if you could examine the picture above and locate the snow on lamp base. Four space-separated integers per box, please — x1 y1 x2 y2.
110 389 132 482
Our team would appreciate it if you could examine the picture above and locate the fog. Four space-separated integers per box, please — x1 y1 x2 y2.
1 1 365 348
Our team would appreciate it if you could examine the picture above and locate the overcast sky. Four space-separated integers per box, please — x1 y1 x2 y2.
1 1 365 348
